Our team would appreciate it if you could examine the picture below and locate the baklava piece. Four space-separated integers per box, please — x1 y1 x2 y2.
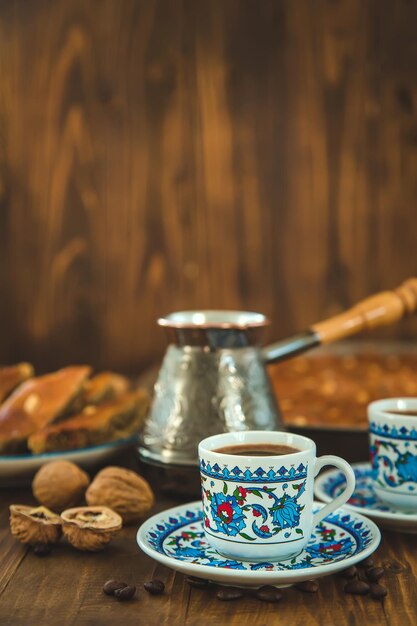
0 366 91 453
28 389 150 454
0 363 34 403
81 372 130 405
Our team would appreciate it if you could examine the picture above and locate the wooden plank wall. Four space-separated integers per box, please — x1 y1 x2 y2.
0 0 416 374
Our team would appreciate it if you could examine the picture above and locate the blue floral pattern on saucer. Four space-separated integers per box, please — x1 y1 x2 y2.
320 465 390 511
142 503 373 572
314 463 417 533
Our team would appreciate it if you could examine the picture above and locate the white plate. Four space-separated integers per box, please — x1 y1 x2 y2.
315 462 417 533
0 436 138 484
137 500 380 587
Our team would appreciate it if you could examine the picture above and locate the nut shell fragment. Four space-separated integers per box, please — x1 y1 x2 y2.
32 460 90 511
61 506 122 551
86 466 154 524
9 505 62 546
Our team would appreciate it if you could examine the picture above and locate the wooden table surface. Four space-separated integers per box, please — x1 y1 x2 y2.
1 454 416 626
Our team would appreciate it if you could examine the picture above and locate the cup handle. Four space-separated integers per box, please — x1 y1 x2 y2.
312 455 356 528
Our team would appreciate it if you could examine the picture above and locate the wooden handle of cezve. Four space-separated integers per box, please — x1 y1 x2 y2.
262 278 417 364
311 278 417 343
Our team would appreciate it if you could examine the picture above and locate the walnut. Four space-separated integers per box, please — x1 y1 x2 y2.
32 461 90 511
9 505 62 546
85 466 154 524
61 506 122 551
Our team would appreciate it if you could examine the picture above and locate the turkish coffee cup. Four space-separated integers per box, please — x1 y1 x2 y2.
368 397 417 511
198 430 355 562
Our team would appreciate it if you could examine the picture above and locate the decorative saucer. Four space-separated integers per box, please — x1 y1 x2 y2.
0 435 139 485
315 463 417 533
137 501 380 587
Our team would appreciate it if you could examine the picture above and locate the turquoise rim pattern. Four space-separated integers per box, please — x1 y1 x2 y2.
200 459 308 483
369 421 417 441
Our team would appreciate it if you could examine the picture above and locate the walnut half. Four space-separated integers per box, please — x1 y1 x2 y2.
9 505 62 546
61 506 122 551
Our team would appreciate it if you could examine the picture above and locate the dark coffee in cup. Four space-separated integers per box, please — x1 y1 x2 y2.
213 443 300 456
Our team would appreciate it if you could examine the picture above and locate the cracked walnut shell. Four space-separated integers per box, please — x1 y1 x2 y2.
32 460 90 511
61 506 122 551
9 505 62 546
85 466 154 524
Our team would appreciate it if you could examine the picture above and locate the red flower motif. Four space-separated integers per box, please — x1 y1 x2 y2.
237 499 244 506
319 542 342 553
217 502 234 523
204 517 210 528
253 510 261 517
332 542 342 552
238 487 247 498
260 525 270 533
181 532 189 539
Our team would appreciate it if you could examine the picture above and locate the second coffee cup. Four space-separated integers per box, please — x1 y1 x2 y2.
368 397 417 510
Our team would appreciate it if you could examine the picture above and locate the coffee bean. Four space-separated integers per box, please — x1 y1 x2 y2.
370 583 388 600
255 586 283 603
115 585 136 601
357 570 369 582
382 560 404 574
340 566 358 579
103 580 128 596
366 567 384 582
344 580 370 595
143 580 165 595
186 576 210 588
216 587 244 601
32 543 51 557
295 580 319 593
359 556 375 569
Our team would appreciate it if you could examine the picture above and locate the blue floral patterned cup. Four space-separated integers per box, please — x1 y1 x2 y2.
198 431 355 562
368 398 417 510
